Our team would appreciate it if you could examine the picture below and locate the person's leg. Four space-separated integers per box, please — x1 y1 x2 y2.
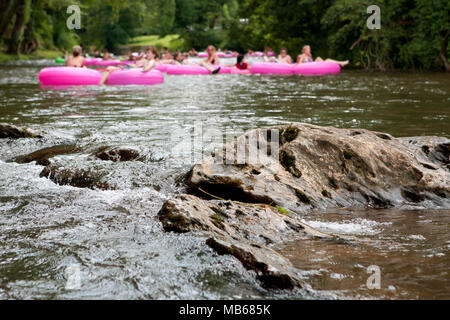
199 61 213 71
200 61 221 74
315 57 324 62
99 71 111 85
99 67 119 85
325 58 349 67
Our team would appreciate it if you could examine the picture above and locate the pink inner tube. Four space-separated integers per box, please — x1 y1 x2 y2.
197 52 208 58
166 65 230 75
293 61 341 75
217 53 234 58
230 68 251 74
248 52 264 57
84 58 122 67
39 67 102 86
120 60 136 65
105 69 164 85
155 64 171 72
250 62 294 74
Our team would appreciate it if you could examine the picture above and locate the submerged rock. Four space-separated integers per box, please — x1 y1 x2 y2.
12 144 81 166
158 123 449 289
37 146 147 190
91 147 141 162
0 123 42 139
40 162 113 190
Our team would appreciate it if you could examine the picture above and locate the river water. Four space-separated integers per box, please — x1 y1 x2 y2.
0 59 449 299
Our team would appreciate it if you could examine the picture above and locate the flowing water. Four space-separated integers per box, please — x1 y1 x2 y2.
0 59 449 299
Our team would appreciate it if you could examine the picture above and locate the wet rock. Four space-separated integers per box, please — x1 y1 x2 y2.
0 123 42 139
40 163 113 190
399 136 450 170
158 194 317 240
158 194 329 289
91 147 141 162
206 236 302 289
187 123 450 211
159 123 450 290
12 144 81 166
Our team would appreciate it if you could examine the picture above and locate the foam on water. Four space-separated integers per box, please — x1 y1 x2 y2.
301 218 391 235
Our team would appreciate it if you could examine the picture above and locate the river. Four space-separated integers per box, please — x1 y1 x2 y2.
0 58 449 299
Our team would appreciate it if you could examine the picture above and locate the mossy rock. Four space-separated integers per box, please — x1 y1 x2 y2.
321 189 332 198
210 214 225 230
280 150 302 178
294 189 311 204
343 150 352 160
282 126 299 143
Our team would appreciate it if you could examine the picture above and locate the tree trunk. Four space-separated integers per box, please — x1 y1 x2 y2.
439 30 450 72
7 0 26 54
0 0 21 38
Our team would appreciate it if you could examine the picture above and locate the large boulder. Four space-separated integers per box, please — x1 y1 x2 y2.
186 123 449 211
158 123 449 289
0 123 42 139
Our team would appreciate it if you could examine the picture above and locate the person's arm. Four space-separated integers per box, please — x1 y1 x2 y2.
198 58 208 65
81 57 86 68
142 59 155 72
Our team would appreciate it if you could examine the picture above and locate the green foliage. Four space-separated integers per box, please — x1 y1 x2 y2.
79 0 145 50
0 0 448 70
126 34 185 52
322 0 450 70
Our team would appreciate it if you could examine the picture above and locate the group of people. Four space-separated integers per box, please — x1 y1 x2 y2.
272 45 349 67
64 43 349 85
65 45 249 83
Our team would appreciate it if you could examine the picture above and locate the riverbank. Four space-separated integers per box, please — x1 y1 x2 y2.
0 49 62 65
119 34 185 53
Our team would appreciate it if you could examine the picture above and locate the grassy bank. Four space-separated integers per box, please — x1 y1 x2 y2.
0 49 62 64
121 34 185 52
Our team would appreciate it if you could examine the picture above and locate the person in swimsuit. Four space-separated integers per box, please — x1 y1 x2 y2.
102 51 112 61
172 51 189 65
226 54 250 70
188 48 198 57
235 54 250 70
198 45 221 74
263 46 276 62
66 45 85 68
99 47 158 85
277 48 292 64
296 45 349 67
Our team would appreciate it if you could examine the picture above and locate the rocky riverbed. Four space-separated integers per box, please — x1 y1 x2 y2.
5 122 447 291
